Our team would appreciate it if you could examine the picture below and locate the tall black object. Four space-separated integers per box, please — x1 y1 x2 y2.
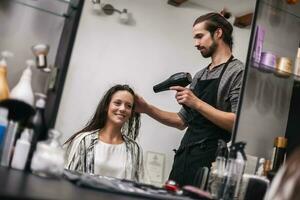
285 83 300 157
25 95 48 170
45 0 84 129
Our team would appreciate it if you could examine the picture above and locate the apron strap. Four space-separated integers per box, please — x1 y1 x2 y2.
199 55 234 80
218 55 234 79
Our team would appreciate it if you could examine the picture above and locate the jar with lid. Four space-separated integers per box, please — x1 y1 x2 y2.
30 129 65 178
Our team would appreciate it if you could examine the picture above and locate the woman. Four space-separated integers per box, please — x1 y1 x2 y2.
64 84 144 182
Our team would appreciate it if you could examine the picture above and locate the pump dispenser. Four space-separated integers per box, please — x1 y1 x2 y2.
10 60 35 106
209 140 228 199
0 51 13 101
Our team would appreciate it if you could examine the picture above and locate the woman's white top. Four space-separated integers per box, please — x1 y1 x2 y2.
64 130 145 182
94 140 130 179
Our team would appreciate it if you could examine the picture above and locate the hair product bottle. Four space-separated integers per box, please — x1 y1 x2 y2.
0 107 8 158
0 51 13 101
10 60 35 106
252 26 265 67
0 120 20 167
255 158 266 176
271 136 288 172
11 128 32 170
275 57 292 78
25 93 48 170
209 140 228 199
222 142 247 200
234 142 247 199
30 129 65 177
263 159 272 176
31 44 49 69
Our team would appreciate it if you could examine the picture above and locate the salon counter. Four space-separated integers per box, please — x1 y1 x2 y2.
0 167 147 200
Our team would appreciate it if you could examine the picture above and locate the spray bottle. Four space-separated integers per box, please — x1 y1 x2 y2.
209 139 228 199
234 142 247 199
221 142 247 200
0 51 13 101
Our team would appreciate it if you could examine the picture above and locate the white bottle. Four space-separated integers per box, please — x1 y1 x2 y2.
11 128 32 170
235 151 246 198
10 60 35 106
255 158 266 176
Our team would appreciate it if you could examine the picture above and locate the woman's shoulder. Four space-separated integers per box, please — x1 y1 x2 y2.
64 130 98 148
122 135 141 149
64 130 98 163
75 130 98 141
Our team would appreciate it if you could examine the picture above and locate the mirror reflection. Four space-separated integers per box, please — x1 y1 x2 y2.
54 0 255 186
55 1 255 185
3 1 300 200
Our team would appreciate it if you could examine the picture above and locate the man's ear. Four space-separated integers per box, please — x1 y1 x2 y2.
214 28 223 39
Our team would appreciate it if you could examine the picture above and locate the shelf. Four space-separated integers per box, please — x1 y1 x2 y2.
250 61 295 79
9 0 77 18
251 1 300 69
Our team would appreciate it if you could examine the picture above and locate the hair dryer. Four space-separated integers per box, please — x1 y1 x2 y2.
153 72 192 93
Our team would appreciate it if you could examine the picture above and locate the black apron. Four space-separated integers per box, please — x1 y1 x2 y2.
169 56 234 186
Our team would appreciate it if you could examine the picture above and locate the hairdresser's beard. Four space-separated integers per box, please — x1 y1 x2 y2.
200 40 217 58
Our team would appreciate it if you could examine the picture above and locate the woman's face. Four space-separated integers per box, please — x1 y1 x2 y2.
107 90 134 127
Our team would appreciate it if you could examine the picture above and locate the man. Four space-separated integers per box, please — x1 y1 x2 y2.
135 12 244 186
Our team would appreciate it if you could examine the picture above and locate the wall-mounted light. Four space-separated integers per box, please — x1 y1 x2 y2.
92 0 103 12
91 0 129 24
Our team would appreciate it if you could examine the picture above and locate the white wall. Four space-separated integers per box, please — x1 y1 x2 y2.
55 0 252 183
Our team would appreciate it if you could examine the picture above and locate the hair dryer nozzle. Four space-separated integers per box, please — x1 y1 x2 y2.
153 72 192 93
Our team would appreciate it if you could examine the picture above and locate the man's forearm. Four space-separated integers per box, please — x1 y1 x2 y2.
144 104 186 130
194 100 235 132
